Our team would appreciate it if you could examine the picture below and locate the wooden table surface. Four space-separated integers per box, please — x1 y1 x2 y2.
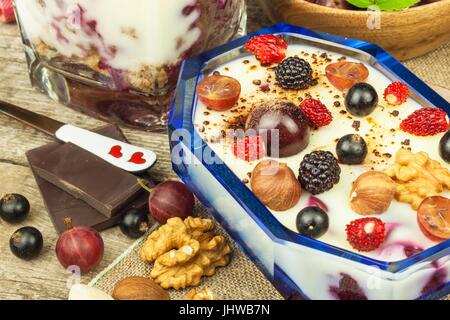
0 24 175 300
1 15 449 299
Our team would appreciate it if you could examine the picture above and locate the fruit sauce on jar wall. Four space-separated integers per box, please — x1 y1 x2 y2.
14 0 246 132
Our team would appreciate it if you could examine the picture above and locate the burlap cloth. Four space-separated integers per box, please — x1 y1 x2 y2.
90 204 283 300
90 2 449 300
403 43 450 87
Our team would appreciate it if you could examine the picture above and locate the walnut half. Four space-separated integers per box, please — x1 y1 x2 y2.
385 148 450 209
186 288 214 300
140 217 231 290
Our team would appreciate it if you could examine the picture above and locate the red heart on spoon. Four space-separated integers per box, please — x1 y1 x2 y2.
129 152 146 164
109 145 123 158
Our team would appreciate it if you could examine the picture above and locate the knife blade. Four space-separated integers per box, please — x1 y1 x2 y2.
0 99 157 173
0 99 65 136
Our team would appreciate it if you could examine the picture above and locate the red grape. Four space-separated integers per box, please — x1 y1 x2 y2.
55 218 104 274
417 196 450 241
149 181 195 224
326 61 369 91
197 75 241 111
245 100 311 158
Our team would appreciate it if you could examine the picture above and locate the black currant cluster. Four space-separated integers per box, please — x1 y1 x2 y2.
1 194 43 260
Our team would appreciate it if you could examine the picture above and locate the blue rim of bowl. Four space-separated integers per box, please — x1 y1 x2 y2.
169 23 450 274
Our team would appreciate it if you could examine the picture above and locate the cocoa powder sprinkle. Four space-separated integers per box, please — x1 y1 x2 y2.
352 121 361 131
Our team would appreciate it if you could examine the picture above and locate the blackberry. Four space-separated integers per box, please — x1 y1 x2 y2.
299 151 341 195
276 57 313 90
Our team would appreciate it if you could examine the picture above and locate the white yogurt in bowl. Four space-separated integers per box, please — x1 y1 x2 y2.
194 43 449 263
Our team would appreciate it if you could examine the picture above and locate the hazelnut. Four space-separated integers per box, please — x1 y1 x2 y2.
350 171 396 215
113 276 170 300
251 160 301 211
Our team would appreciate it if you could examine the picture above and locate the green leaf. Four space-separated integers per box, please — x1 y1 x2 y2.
346 0 374 9
346 0 420 11
376 0 420 10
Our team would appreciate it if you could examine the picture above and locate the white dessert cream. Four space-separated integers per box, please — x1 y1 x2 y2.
15 0 201 71
15 0 243 96
194 43 450 263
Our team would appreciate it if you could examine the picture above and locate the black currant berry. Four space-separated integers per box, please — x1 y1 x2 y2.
439 131 450 163
296 207 329 239
0 193 30 223
336 134 368 165
10 227 43 260
345 83 378 117
120 209 151 239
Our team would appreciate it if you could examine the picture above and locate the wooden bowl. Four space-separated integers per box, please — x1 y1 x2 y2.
258 0 450 60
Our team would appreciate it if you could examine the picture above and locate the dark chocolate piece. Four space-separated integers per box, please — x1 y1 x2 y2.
26 125 151 234
32 170 148 234
31 130 142 217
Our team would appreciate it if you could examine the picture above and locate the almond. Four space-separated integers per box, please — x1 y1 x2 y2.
113 276 170 300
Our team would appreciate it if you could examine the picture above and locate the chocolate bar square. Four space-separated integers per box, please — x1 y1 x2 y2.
30 127 142 217
26 125 149 234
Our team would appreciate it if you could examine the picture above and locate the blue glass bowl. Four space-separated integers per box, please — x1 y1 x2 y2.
169 23 450 300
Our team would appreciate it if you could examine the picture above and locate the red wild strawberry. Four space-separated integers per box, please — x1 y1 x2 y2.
299 98 333 128
384 82 409 105
0 0 15 23
400 107 449 136
346 218 386 252
244 34 287 65
233 136 266 162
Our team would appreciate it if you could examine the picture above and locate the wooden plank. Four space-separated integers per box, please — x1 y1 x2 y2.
0 162 137 300
0 24 174 300
0 4 449 299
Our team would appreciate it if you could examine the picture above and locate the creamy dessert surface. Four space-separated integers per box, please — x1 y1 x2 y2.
194 44 448 262
15 0 243 95
16 0 202 70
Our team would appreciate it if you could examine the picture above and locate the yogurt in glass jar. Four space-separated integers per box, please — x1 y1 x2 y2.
14 0 246 131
